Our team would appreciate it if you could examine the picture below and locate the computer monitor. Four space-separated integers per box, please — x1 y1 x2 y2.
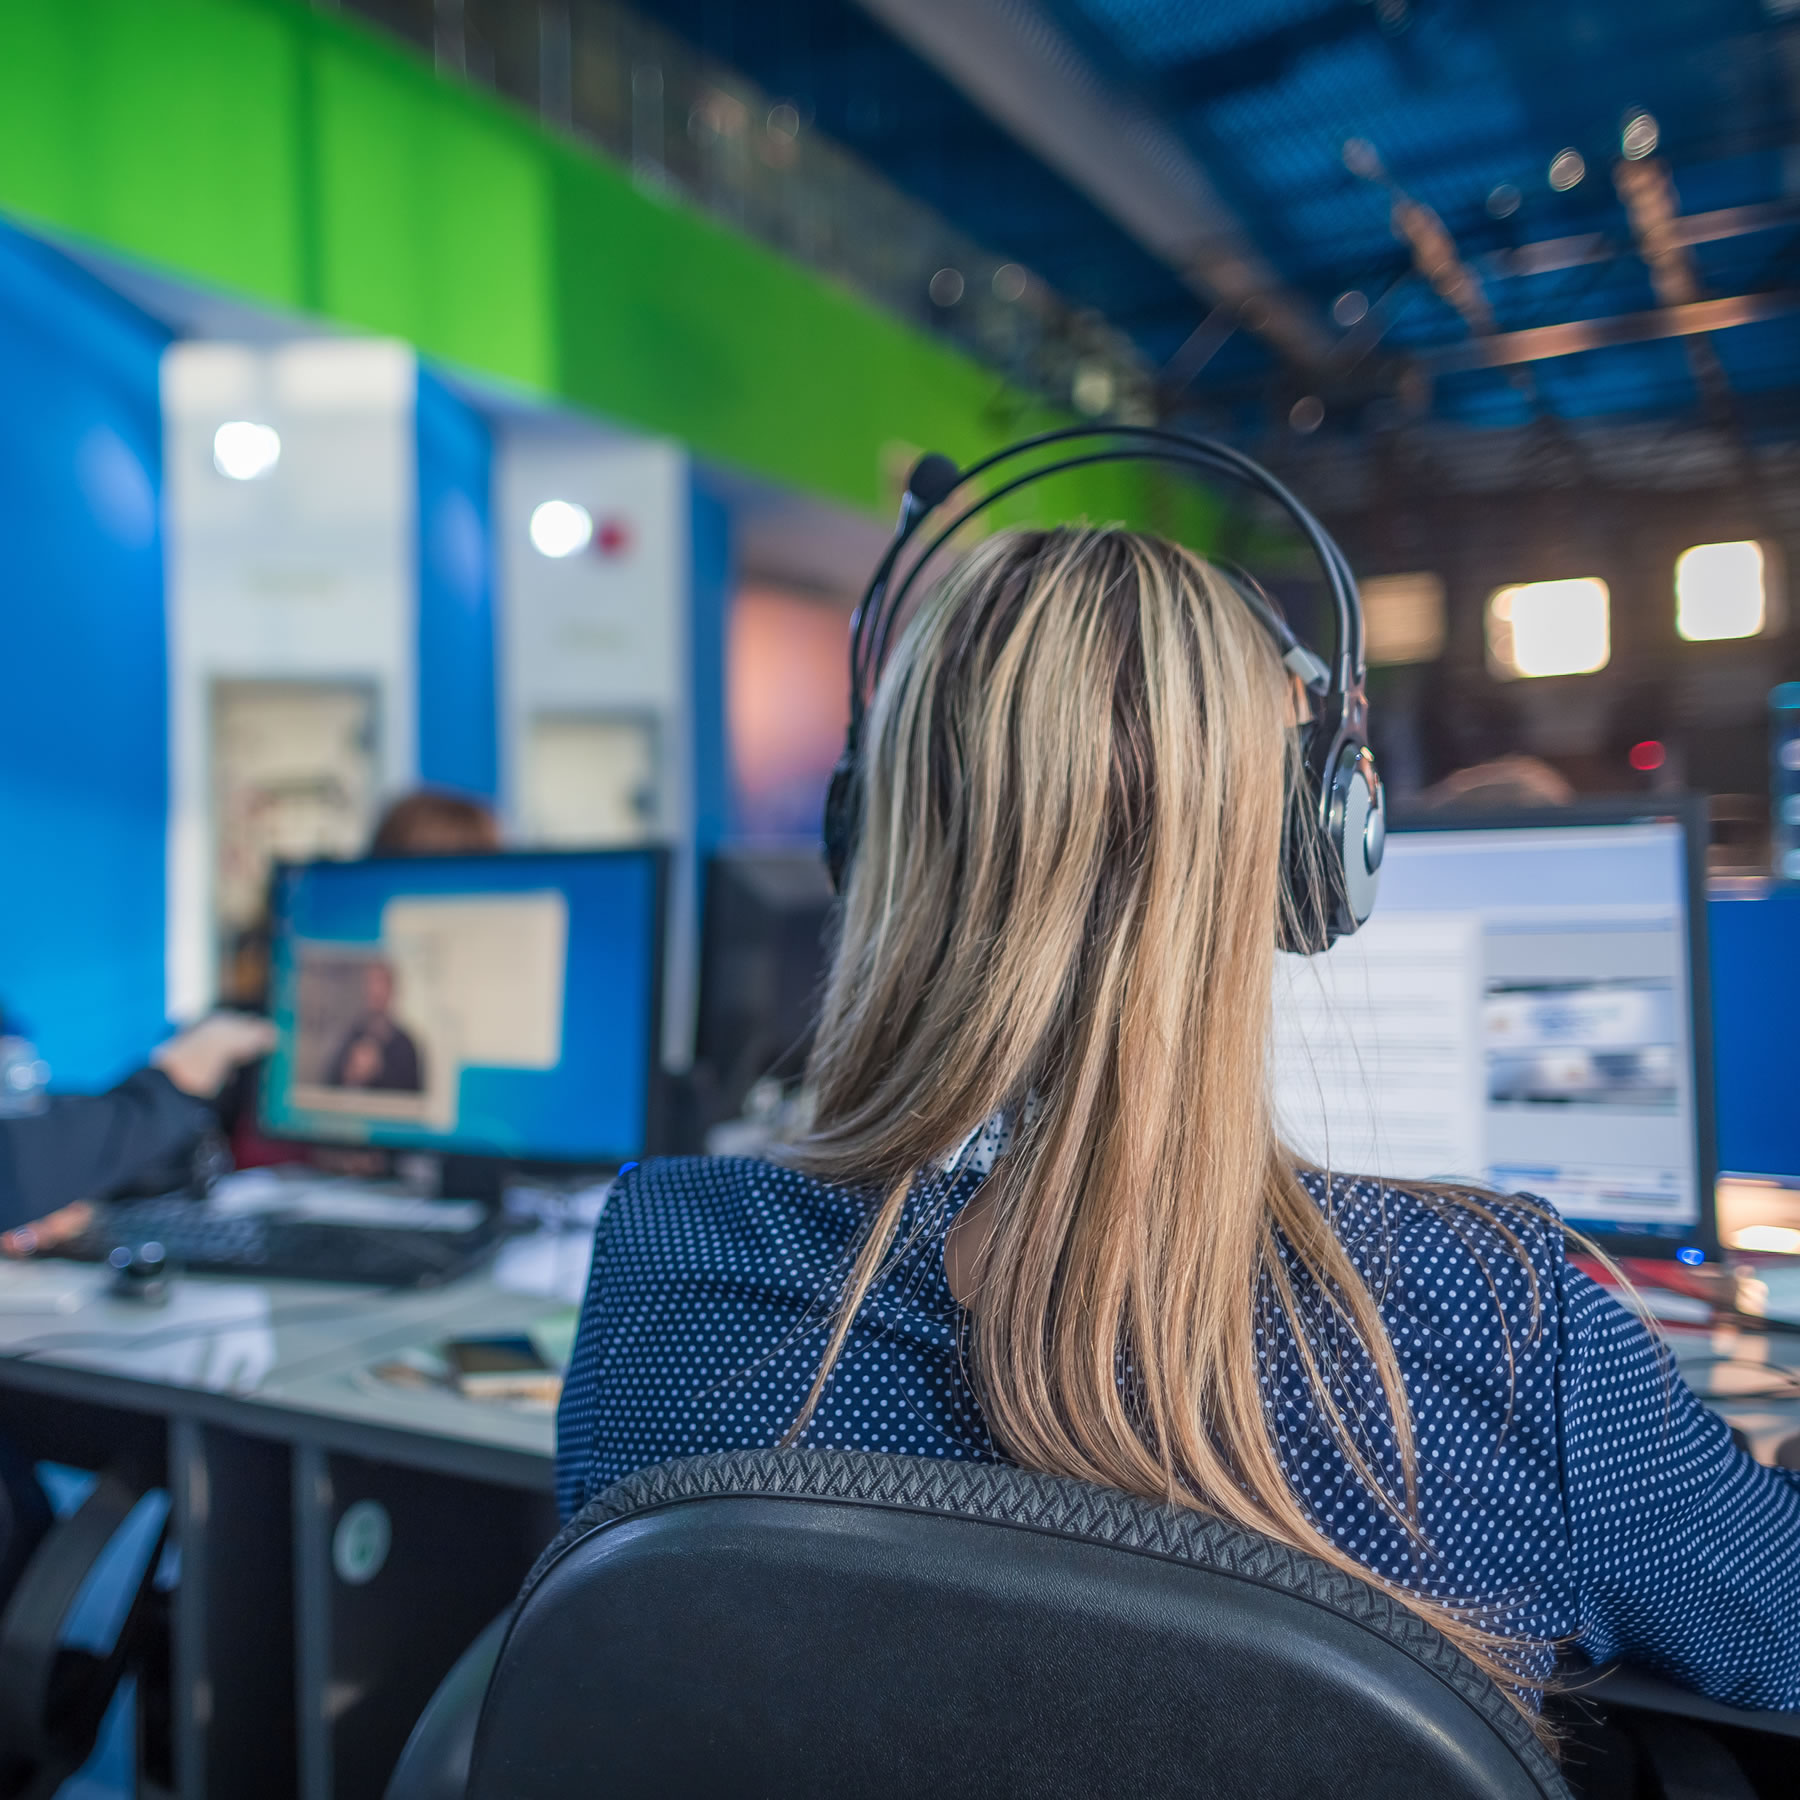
1271 799 1717 1260
695 848 836 1125
260 848 666 1168
1709 881 1800 1183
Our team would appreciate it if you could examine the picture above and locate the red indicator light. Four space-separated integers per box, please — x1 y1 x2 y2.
1628 740 1665 772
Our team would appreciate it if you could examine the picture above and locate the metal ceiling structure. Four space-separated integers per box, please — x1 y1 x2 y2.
625 0 1800 450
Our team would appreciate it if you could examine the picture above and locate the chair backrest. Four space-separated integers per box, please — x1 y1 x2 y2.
453 1449 1567 1800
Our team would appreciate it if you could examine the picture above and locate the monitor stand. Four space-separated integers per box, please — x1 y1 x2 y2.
436 1154 507 1209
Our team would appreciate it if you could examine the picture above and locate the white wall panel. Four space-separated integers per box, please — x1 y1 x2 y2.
163 339 417 1017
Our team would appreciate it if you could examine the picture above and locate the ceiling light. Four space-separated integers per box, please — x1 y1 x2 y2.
1548 149 1586 192
529 500 594 558
1676 540 1766 641
928 268 965 307
213 421 281 481
1288 395 1325 433
1486 578 1610 678
1486 184 1522 219
1331 289 1369 327
1072 363 1116 416
1621 111 1659 161
992 264 1028 303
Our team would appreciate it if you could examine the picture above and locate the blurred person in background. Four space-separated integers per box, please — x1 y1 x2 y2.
370 787 500 856
1412 754 1574 813
0 1012 275 1251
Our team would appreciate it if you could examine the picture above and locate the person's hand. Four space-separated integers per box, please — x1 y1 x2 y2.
341 1037 383 1087
1 1201 93 1258
151 1012 279 1100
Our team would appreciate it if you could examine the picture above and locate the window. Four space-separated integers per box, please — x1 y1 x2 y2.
1486 578 1610 679
1676 540 1767 642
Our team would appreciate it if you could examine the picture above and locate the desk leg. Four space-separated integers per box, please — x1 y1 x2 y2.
171 1419 296 1800
293 1447 556 1800
294 1443 335 1800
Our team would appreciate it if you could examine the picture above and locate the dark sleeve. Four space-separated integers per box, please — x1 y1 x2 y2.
389 1031 423 1093
0 1068 215 1232
1560 1261 1800 1708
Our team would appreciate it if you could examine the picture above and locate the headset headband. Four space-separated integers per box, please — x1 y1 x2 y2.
846 425 1364 745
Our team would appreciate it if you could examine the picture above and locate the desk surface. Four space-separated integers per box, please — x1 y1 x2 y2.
0 1225 594 1489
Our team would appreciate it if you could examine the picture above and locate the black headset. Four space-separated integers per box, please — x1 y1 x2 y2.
822 424 1385 954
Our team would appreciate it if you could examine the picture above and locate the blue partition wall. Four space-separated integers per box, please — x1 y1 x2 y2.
0 221 171 1089
1710 887 1800 1181
416 369 498 801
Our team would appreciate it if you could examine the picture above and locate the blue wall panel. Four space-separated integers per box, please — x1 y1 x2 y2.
689 480 733 851
416 368 497 800
0 221 171 1089
1710 887 1800 1181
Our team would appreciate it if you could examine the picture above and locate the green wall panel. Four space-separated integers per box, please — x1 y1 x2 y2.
0 0 1219 540
0 0 303 305
313 38 556 390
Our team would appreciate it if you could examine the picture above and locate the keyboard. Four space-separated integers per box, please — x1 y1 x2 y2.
59 1194 506 1288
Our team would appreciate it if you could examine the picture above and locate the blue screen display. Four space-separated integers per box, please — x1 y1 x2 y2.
261 850 662 1165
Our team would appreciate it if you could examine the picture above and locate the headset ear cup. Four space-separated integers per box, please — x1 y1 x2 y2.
1324 743 1384 941
822 756 860 894
1279 740 1383 954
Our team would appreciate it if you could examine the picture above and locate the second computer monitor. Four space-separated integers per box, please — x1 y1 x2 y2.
261 848 666 1167
1271 800 1716 1259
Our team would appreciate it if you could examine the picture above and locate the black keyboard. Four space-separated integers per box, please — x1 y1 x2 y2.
60 1196 505 1288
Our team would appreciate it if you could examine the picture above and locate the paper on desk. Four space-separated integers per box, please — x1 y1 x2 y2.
491 1228 596 1305
53 1282 277 1394
0 1260 103 1314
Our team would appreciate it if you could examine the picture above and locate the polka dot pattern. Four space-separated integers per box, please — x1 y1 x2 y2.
556 1153 1800 1710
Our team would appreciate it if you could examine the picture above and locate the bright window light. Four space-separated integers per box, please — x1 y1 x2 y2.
1676 540 1765 642
212 420 281 481
1486 578 1610 679
529 499 594 558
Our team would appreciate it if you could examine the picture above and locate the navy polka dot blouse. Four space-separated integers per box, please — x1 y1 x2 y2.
556 1148 1800 1710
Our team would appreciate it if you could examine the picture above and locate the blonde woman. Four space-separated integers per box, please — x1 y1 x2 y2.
557 527 1800 1719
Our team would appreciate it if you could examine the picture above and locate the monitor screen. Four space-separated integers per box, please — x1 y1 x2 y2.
260 849 664 1166
1271 805 1714 1253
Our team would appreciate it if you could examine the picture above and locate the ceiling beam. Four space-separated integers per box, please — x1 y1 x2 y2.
1483 198 1800 280
849 0 1334 373
1423 291 1800 372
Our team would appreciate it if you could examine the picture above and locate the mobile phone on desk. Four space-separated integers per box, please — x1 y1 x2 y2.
443 1333 563 1405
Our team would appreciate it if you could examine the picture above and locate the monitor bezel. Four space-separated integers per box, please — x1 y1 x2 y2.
258 844 669 1174
1382 794 1720 1265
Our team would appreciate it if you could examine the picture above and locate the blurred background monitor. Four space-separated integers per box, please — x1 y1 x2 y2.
1710 882 1800 1186
695 848 836 1128
261 848 666 1169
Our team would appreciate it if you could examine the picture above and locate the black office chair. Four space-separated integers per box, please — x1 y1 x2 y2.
388 1447 1569 1799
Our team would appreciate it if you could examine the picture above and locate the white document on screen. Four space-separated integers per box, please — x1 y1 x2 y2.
1270 911 1485 1186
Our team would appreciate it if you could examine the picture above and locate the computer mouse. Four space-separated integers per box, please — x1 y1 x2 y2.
108 1241 171 1306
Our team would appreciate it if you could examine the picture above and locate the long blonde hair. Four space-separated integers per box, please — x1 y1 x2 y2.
790 526 1543 1713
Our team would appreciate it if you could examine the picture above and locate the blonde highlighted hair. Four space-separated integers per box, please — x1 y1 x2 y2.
789 526 1552 1718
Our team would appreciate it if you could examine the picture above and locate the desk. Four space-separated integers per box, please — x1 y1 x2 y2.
0 1232 586 1800
4 1253 1800 1797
